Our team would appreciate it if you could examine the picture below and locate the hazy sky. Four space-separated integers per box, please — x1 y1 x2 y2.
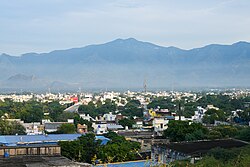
1 0 250 55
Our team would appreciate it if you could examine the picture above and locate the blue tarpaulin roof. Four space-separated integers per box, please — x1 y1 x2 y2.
0 134 109 146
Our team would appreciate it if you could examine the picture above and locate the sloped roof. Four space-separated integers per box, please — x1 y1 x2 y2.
155 139 249 155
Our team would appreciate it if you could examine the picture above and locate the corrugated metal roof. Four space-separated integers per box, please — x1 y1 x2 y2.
0 134 109 146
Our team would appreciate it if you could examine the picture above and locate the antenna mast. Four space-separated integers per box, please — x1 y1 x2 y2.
143 79 147 93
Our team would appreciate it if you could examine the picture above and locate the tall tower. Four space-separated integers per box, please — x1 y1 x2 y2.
143 79 147 93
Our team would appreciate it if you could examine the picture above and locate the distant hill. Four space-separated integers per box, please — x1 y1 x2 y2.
2 74 47 89
7 74 36 82
0 38 250 92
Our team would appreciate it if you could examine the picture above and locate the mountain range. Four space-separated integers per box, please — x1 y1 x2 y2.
0 38 250 92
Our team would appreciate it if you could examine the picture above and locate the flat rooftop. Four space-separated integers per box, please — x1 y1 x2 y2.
0 155 91 167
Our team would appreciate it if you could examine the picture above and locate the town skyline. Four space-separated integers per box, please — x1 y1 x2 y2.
1 1 250 166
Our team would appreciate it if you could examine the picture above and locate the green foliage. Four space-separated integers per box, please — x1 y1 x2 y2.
78 100 117 118
119 107 143 118
59 133 99 163
198 95 236 111
98 131 141 163
148 97 197 118
59 132 141 164
185 129 207 141
74 116 94 131
17 101 44 123
0 100 67 123
204 146 250 166
197 95 250 114
182 110 195 118
78 102 96 117
163 121 208 142
207 147 238 163
207 130 223 140
46 101 67 121
104 131 126 143
0 119 26 135
172 146 250 167
163 121 243 142
206 125 239 140
195 156 225 167
119 100 143 117
59 139 81 161
118 118 135 129
202 109 226 124
236 108 250 123
57 123 76 134
125 100 141 108
183 102 197 118
236 127 250 141
56 111 76 122
212 125 238 138
148 97 175 110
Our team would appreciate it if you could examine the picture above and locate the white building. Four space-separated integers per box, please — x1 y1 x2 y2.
80 114 95 121
192 106 207 122
103 112 116 121
92 122 108 135
23 122 43 135
153 117 169 132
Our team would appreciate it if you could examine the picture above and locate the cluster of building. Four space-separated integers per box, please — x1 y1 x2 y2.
1 88 250 137
1 89 250 165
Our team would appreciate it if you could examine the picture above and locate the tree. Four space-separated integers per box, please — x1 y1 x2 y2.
171 145 250 166
236 108 250 124
74 116 94 132
118 118 135 129
104 131 126 143
59 133 100 163
59 132 141 164
78 102 96 117
202 109 226 124
207 130 223 139
212 125 238 138
195 156 224 167
125 100 141 108
47 101 66 121
78 133 100 163
147 97 175 110
99 131 141 163
78 100 117 118
236 127 250 142
120 107 143 118
0 119 26 135
57 123 76 134
119 99 143 118
207 147 238 163
26 101 44 122
163 121 208 142
56 111 76 122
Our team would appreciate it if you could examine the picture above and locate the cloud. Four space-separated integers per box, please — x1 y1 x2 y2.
0 0 250 55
